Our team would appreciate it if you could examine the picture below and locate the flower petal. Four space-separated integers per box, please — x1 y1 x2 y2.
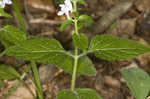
65 11 70 18
59 4 65 8
57 0 72 18
0 1 5 8
57 11 64 16
3 0 12 5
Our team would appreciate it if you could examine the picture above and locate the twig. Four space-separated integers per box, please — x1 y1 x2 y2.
92 0 137 34
29 18 63 25
23 0 32 30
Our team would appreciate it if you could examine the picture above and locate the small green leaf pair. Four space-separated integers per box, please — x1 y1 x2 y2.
60 14 94 31
4 38 96 76
57 88 102 99
4 34 150 77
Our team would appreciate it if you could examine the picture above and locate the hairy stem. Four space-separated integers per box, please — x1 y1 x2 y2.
71 0 79 91
71 48 78 91
74 19 79 35
73 0 77 12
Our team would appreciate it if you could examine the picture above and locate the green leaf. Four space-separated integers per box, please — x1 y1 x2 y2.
77 56 96 76
0 64 20 79
0 38 12 48
73 33 88 51
57 88 102 99
5 38 72 73
77 22 84 30
76 88 102 99
0 8 12 18
5 38 70 63
78 0 86 5
60 19 72 31
89 34 150 60
0 25 27 48
78 15 94 28
5 38 96 76
51 55 96 76
57 90 78 99
121 67 150 99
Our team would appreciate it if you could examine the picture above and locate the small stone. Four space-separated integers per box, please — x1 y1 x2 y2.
39 64 57 84
8 85 36 99
104 76 121 89
140 9 150 35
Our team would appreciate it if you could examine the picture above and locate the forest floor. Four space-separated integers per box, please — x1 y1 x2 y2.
0 0 150 99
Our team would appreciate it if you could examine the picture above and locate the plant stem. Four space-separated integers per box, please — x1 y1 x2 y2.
74 19 78 35
31 61 44 99
73 0 77 12
71 19 78 91
71 48 78 91
71 0 79 91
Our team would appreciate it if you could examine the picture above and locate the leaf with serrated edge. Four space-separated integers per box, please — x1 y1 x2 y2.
77 56 96 76
121 67 150 99
89 34 150 60
5 38 73 72
5 38 95 76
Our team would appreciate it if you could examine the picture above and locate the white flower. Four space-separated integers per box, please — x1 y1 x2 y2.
0 0 12 8
57 0 73 18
